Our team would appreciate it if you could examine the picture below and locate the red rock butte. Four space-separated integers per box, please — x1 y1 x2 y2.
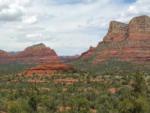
0 43 60 64
80 15 150 64
19 44 74 76
14 43 60 64
0 43 74 76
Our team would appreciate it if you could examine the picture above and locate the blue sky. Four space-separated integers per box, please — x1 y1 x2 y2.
123 0 136 3
0 0 149 55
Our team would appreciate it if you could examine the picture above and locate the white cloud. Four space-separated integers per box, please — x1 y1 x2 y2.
117 0 150 22
22 15 38 24
0 4 24 21
0 0 32 22
0 0 31 6
128 5 138 14
0 0 149 55
26 33 42 38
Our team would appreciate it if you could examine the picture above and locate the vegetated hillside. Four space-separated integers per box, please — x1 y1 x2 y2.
72 15 150 74
72 58 150 75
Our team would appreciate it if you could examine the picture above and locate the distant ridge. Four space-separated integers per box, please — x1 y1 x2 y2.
0 43 60 64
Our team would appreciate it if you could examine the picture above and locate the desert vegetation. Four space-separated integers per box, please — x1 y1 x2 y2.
0 70 150 113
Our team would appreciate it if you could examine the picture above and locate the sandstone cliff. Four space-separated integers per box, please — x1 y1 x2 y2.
81 15 150 64
103 21 128 42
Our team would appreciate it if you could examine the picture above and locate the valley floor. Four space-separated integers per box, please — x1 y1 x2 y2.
0 72 150 113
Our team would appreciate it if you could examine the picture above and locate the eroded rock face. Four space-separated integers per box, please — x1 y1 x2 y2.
103 15 150 42
103 21 128 42
128 15 150 41
23 63 74 76
81 15 150 64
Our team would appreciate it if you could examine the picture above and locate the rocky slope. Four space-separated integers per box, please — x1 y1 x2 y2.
80 46 96 60
80 15 150 64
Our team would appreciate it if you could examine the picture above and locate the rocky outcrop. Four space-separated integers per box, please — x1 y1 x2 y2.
103 15 150 42
81 15 150 64
103 21 128 42
23 63 74 76
128 15 150 41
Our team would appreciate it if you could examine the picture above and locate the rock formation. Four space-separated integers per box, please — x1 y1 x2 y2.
103 21 128 42
80 15 150 64
23 63 74 76
21 44 75 76
0 15 150 75
0 43 74 75
0 43 60 64
15 43 60 64
128 15 150 41
80 46 95 60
